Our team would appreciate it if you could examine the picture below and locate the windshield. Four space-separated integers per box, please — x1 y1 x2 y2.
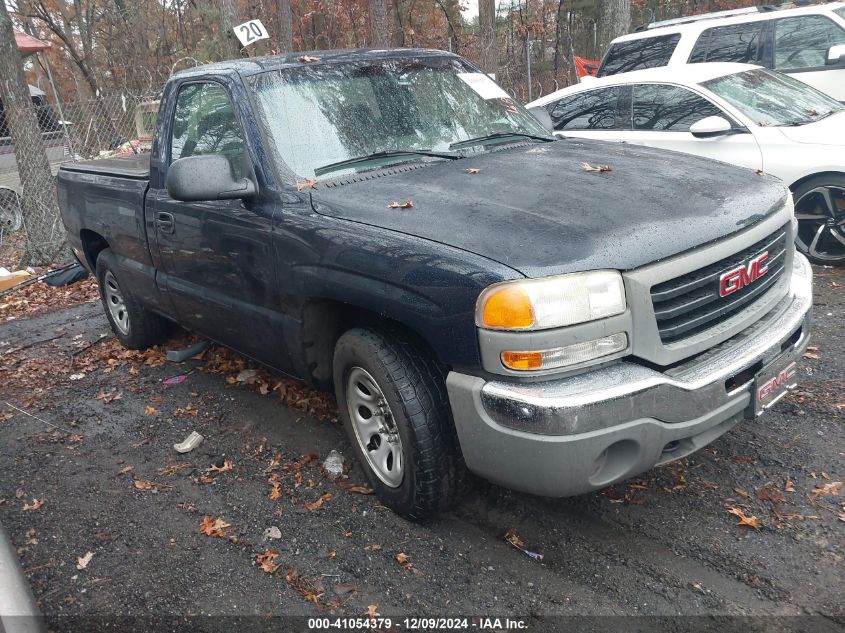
701 68 844 127
249 56 550 179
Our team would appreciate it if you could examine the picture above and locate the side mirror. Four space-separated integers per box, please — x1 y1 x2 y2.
528 105 555 134
826 43 845 66
165 154 256 202
689 116 734 138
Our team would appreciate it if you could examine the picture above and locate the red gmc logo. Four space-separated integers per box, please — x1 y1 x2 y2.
719 252 769 297
758 361 797 402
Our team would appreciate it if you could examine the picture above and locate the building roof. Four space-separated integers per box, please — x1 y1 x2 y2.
14 30 50 54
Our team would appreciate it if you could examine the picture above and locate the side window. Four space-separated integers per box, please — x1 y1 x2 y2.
774 15 845 70
688 22 764 64
547 87 623 131
632 84 723 132
170 82 246 178
597 34 681 77
837 7 845 21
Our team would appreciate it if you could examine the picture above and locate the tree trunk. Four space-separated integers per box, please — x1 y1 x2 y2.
478 0 498 76
277 0 293 53
597 0 631 55
220 0 242 59
367 0 390 48
0 1 66 265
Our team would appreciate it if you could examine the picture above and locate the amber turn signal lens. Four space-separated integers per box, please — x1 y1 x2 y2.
481 286 534 329
501 350 544 370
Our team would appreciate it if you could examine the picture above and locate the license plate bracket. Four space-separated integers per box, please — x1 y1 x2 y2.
746 355 799 418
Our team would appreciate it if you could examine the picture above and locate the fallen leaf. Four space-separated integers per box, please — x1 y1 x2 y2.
22 498 44 511
395 552 413 569
581 162 612 173
727 506 762 529
269 482 283 500
76 551 94 570
296 178 318 191
364 543 382 551
285 567 324 603
366 604 380 618
305 492 333 511
785 479 796 492
298 55 320 63
464 168 480 174
387 200 414 209
199 515 231 538
757 483 785 505
810 481 842 500
803 352 821 360
133 479 172 493
733 487 751 499
117 465 135 476
144 406 160 416
839 512 845 523
336 482 373 494
256 549 280 574
157 463 190 476
206 459 234 474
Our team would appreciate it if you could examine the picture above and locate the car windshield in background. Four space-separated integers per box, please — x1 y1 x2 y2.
702 68 844 127
250 57 550 179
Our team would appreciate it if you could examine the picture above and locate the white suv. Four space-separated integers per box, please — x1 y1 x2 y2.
597 1 845 101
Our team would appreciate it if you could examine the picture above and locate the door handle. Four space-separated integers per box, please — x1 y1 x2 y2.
156 212 175 234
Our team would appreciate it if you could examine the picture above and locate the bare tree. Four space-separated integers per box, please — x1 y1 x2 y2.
478 0 498 75
277 0 293 53
367 0 390 48
0 1 65 265
220 0 241 59
598 0 631 55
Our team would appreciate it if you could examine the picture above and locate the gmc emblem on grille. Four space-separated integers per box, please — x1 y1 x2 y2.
719 251 769 298
758 361 797 402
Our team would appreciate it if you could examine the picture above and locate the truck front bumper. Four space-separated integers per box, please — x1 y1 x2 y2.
446 253 813 497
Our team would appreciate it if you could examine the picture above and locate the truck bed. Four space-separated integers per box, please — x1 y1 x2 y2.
59 154 150 180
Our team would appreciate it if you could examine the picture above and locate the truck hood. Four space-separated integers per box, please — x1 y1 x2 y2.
776 112 845 146
310 139 788 278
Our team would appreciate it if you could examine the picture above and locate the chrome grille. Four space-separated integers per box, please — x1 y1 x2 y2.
651 226 789 343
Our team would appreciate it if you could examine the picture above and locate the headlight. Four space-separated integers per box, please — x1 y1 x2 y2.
476 270 626 331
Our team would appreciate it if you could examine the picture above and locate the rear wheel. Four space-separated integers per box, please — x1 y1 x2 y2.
792 175 845 266
96 248 171 349
333 328 463 521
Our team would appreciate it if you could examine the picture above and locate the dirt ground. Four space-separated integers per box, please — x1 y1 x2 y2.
0 264 842 633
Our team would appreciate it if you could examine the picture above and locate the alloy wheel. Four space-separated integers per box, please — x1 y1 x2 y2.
103 271 130 335
794 185 845 263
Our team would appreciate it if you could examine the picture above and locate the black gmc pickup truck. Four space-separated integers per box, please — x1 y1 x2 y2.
57 49 812 520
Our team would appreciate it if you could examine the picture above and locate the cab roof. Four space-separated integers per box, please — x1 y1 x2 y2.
171 48 459 79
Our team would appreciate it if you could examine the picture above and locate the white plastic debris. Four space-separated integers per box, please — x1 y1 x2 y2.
0 267 9 277
69 373 86 381
263 526 282 540
173 431 204 454
323 450 345 479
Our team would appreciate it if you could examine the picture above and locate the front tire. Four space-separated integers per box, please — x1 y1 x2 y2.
333 328 462 521
792 175 845 266
95 248 171 349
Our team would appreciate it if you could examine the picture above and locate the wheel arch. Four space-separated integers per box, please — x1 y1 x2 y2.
78 229 110 271
299 299 447 391
788 171 845 192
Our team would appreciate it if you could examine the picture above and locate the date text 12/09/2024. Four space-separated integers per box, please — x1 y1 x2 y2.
307 617 529 630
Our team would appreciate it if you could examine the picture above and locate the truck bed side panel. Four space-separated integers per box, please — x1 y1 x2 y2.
57 167 170 316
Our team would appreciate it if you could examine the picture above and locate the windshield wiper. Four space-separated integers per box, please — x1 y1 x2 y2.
314 150 458 177
449 131 554 150
778 108 842 127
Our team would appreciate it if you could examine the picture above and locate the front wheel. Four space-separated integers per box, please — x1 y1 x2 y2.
333 328 463 521
792 175 845 266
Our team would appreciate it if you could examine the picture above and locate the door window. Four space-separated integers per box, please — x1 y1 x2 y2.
688 22 764 64
598 34 681 77
632 84 723 131
774 15 845 70
170 82 246 178
546 87 623 131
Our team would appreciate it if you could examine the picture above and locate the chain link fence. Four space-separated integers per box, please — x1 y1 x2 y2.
0 89 159 261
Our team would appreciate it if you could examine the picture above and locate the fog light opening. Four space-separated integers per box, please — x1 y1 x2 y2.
589 439 640 487
662 440 680 454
